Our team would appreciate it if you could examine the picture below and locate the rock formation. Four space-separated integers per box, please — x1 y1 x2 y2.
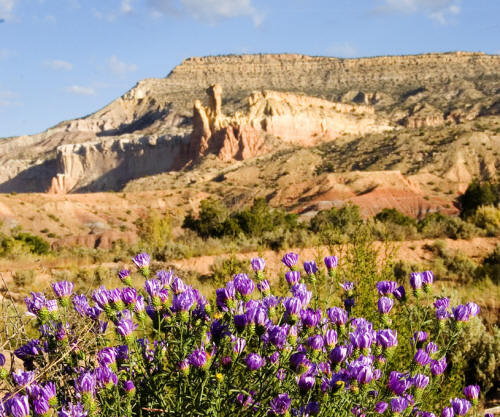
0 52 499 194
189 84 393 162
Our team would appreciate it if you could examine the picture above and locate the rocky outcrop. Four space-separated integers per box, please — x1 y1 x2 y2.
47 136 186 193
189 84 393 162
402 103 445 128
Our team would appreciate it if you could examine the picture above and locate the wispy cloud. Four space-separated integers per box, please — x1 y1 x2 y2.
0 0 17 20
107 55 137 77
44 59 73 71
65 85 96 96
121 0 133 13
373 0 461 24
149 0 264 26
327 42 357 58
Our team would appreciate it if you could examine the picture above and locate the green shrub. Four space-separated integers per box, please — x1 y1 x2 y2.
459 179 499 218
468 205 500 236
418 212 483 239
12 269 35 287
374 208 417 227
134 210 172 250
479 244 500 284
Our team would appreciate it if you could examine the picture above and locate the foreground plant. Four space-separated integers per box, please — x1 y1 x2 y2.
0 252 490 417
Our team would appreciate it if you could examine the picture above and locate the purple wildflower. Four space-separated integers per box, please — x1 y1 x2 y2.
324 255 338 269
251 257 266 272
450 398 471 416
246 353 265 371
270 393 291 415
282 252 299 269
285 270 300 286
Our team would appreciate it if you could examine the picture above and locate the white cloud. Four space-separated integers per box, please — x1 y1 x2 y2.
108 55 137 77
374 0 461 24
327 42 357 58
121 0 133 13
149 0 263 26
65 85 96 96
0 0 17 20
44 59 73 71
0 48 10 61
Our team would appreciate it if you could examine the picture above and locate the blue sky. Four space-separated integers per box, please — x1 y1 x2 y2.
0 0 499 138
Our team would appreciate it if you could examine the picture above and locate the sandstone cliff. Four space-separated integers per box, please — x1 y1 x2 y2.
0 52 499 194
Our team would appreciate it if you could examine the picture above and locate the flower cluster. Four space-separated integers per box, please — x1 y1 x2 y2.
0 252 488 417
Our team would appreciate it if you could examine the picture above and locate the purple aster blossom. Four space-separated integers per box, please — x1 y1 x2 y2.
257 280 271 294
108 288 122 304
14 339 42 360
414 349 431 366
251 257 266 272
7 395 30 417
284 297 302 316
121 287 137 305
172 291 194 312
318 362 331 376
123 380 136 395
116 318 137 337
324 255 338 269
33 397 50 416
466 302 480 318
430 356 447 376
324 329 338 347
305 402 320 416
45 299 58 313
422 270 434 285
269 326 287 349
72 294 90 316
350 330 374 349
376 281 398 295
442 407 454 417
232 337 246 355
463 385 480 401
388 372 412 395
132 252 150 269
41 382 56 403
436 308 451 320
237 391 255 408
291 283 312 307
426 342 439 355
485 414 494 417
351 318 373 332
270 393 292 415
234 314 248 331
24 292 47 316
298 373 316 391
92 287 110 309
394 285 406 301
97 347 116 367
376 329 398 348
340 281 355 292
233 274 255 297
411 331 428 346
12 370 35 387
356 365 375 385
308 334 324 350
156 269 174 286
303 261 318 275
52 281 74 298
0 353 5 366
375 402 389 414
327 307 348 325
117 269 131 282
390 397 409 413
410 272 423 290
58 402 88 417
145 279 162 298
412 373 430 389
285 270 301 286
134 295 145 312
329 346 348 364
246 353 265 371
301 308 321 328
450 398 471 416
281 252 299 269
269 351 280 364
116 345 129 361
378 296 394 314
276 368 287 381
290 352 311 374
188 349 208 368
95 366 118 389
75 372 96 394
434 297 450 310
452 305 470 322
